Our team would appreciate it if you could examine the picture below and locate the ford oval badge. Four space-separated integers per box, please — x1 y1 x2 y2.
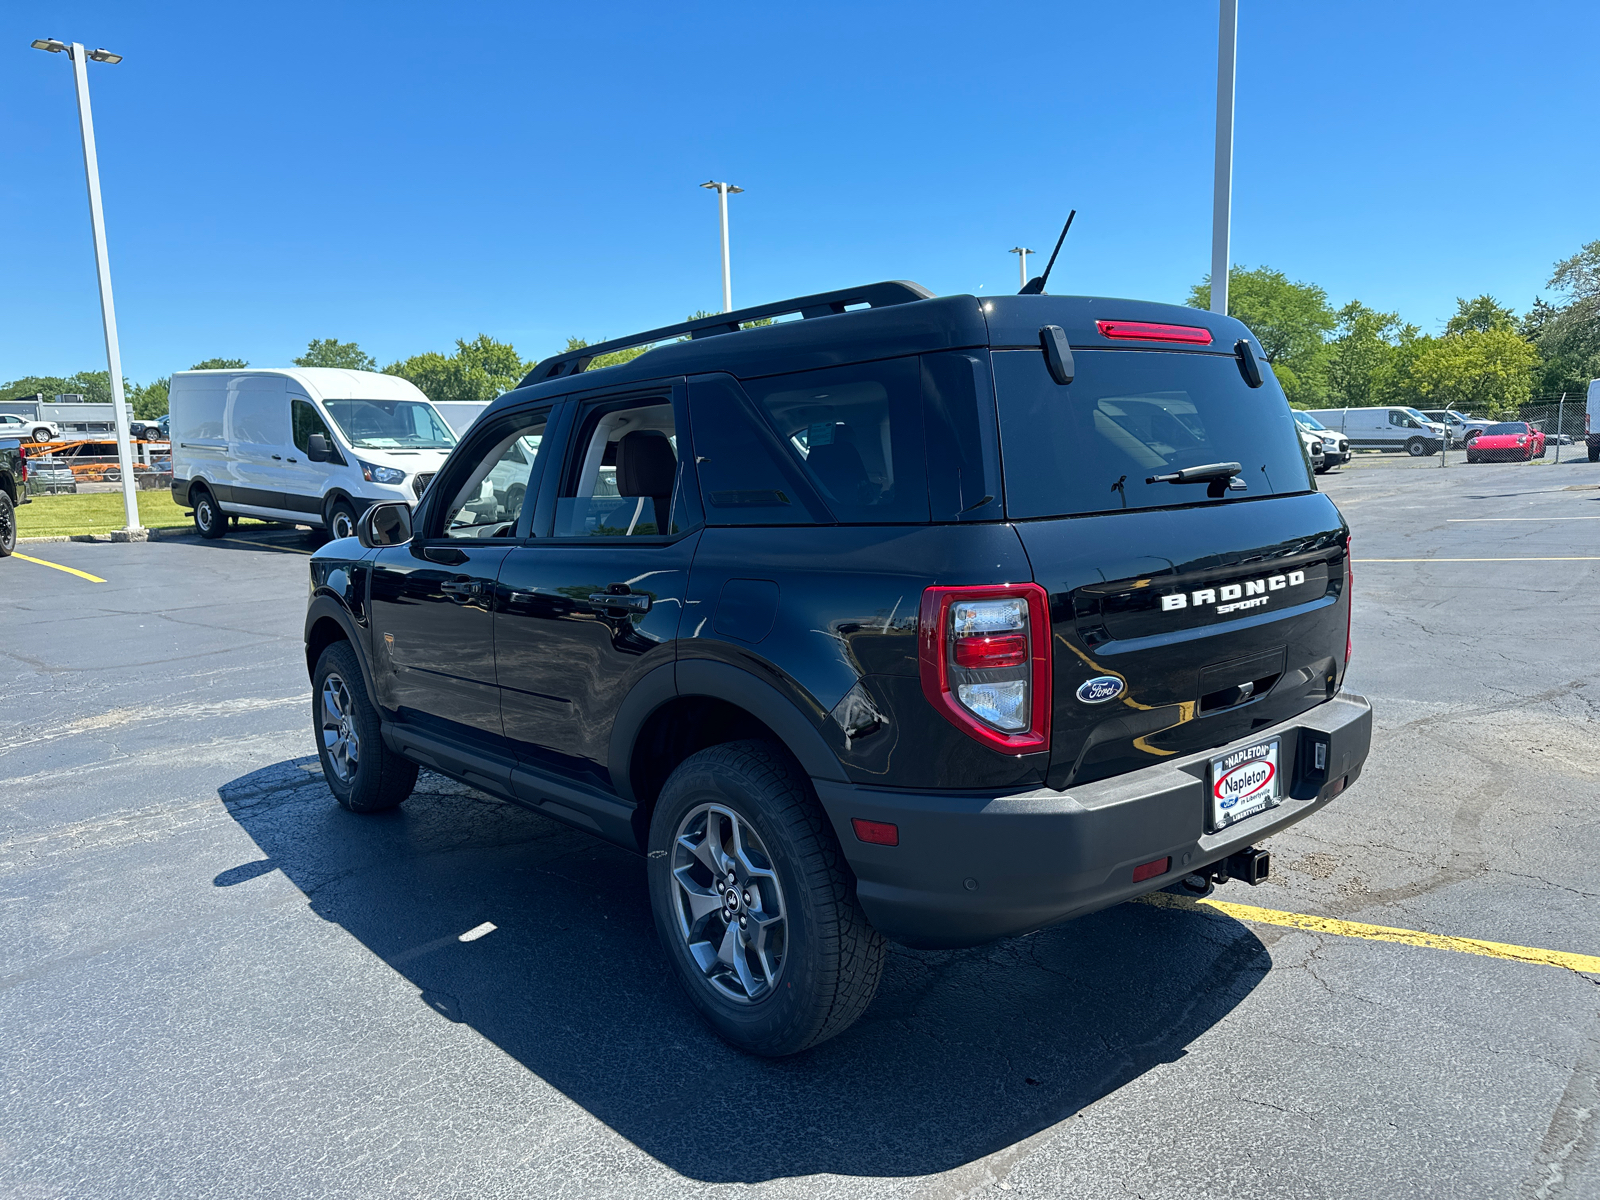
1077 676 1125 704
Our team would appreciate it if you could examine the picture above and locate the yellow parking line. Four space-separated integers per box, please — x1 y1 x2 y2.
10 552 106 583
1356 557 1600 562
1139 891 1600 974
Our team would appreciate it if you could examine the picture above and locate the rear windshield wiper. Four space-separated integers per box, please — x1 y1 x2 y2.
1145 462 1246 498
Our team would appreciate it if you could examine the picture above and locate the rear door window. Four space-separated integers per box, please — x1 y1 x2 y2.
992 349 1312 520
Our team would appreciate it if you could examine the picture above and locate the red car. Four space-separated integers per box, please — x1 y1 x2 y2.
1467 421 1546 462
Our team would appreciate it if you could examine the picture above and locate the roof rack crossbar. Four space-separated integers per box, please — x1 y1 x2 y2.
519 280 935 386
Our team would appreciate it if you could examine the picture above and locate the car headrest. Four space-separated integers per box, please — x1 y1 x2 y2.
616 430 677 497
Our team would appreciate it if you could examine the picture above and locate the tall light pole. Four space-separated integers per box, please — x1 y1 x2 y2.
699 180 743 313
1009 247 1034 290
32 37 141 534
1210 0 1238 317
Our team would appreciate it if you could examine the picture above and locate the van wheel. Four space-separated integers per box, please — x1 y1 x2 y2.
327 499 358 541
1405 438 1427 457
1590 444 1599 464
647 740 886 1057
191 487 226 539
313 640 417 812
0 492 15 556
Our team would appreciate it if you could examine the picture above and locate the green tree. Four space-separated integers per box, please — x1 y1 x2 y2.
129 378 170 419
1326 302 1406 408
1188 266 1336 405
1408 328 1539 416
1444 295 1516 336
1524 241 1600 397
294 339 377 371
0 375 74 403
190 357 249 371
564 334 650 371
385 334 531 403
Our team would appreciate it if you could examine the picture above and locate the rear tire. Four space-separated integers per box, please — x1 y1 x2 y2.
191 487 226 539
312 640 417 813
0 492 15 556
647 740 886 1056
1590 443 1599 464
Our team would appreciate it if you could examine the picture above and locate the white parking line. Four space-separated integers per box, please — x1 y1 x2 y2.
459 922 497 942
1446 517 1600 521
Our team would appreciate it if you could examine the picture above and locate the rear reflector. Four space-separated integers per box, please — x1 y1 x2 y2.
851 818 899 846
1132 856 1170 883
1096 319 1214 345
952 633 1029 669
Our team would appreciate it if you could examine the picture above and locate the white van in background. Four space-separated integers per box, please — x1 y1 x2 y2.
1586 379 1600 463
1302 405 1448 456
431 400 492 436
169 368 456 540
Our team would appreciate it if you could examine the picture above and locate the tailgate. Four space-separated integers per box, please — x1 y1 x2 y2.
1017 493 1350 790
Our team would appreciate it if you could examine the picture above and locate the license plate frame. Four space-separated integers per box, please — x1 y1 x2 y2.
1209 738 1283 831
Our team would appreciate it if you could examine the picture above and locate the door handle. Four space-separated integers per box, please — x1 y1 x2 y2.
287 457 298 463
589 591 651 613
271 454 282 460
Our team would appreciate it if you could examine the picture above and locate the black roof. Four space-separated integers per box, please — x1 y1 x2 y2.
496 280 1255 411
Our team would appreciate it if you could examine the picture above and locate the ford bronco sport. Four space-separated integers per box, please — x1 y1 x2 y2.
302 281 1371 1056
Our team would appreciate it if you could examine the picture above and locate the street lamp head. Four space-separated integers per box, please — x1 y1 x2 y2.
31 37 69 53
700 181 743 194
726 185 744 195
1009 247 1034 255
87 48 123 64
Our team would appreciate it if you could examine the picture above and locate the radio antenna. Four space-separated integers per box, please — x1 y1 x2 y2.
1019 210 1075 295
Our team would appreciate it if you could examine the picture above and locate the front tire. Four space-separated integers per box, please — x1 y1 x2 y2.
32 429 51 444
191 486 226 539
312 640 417 812
1405 437 1427 457
0 492 15 556
326 499 358 541
647 740 886 1057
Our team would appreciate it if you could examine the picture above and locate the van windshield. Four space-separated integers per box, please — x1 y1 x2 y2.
992 349 1313 519
1294 412 1328 431
322 399 456 449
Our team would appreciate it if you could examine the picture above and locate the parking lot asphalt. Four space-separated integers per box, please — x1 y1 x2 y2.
3 460 1598 1200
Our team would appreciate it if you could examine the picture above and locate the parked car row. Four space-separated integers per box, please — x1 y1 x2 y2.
1292 412 1350 474
1303 406 1448 456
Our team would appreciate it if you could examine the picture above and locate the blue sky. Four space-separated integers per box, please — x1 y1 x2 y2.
2 0 1596 384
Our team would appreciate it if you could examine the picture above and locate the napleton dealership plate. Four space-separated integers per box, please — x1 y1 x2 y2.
1209 738 1282 831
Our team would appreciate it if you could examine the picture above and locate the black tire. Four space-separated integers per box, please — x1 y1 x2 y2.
0 492 15 557
1466 453 1478 464
1590 444 1600 464
191 486 226 539
326 498 358 541
32 429 51 444
647 740 886 1056
312 640 417 813
1405 437 1427 457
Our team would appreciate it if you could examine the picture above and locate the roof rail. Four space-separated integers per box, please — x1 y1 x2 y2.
519 280 936 386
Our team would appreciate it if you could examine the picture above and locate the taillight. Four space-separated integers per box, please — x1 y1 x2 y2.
1095 319 1214 345
918 583 1051 754
1345 539 1353 665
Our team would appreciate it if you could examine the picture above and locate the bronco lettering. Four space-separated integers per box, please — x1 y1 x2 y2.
1160 569 1308 615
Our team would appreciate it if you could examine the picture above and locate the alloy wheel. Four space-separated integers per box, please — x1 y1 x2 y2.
320 672 360 783
670 803 788 1003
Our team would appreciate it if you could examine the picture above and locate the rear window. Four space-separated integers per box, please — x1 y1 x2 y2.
992 349 1312 520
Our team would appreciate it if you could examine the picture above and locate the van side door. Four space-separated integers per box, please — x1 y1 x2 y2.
223 375 291 515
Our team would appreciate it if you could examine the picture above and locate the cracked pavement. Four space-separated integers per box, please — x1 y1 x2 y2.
2 458 1598 1199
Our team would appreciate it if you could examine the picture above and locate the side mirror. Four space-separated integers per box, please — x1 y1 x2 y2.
307 433 330 463
357 502 413 549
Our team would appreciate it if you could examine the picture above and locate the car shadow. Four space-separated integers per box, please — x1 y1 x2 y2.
218 757 1270 1183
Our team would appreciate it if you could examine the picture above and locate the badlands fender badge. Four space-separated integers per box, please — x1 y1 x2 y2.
1077 676 1125 704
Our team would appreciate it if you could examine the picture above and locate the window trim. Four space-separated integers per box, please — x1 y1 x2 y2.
527 382 701 546
417 401 557 543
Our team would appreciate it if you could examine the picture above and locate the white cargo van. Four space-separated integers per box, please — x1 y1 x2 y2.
169 368 456 540
1586 379 1600 462
1303 405 1447 456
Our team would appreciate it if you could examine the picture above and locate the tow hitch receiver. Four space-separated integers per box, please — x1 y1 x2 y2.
1223 846 1271 886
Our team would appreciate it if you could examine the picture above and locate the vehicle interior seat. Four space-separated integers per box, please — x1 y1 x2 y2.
806 424 873 506
615 430 676 534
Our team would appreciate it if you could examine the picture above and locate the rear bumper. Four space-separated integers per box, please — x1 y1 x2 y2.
815 692 1372 949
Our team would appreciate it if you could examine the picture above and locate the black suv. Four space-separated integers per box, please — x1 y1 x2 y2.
303 281 1371 1056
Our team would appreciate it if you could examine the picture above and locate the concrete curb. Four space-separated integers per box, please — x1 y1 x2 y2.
19 527 194 545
